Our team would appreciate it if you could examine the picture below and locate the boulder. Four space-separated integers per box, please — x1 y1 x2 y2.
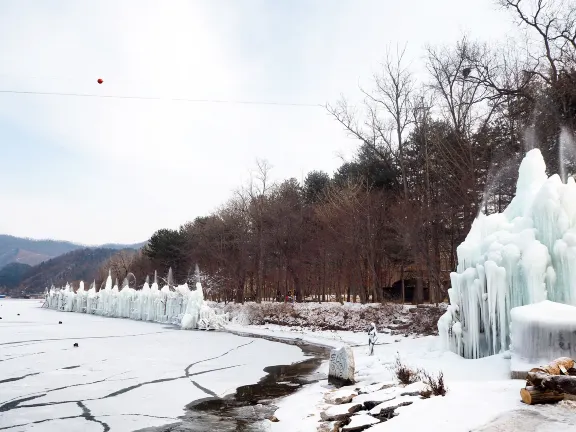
329 346 355 385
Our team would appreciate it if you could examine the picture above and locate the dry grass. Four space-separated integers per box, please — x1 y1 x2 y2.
422 370 447 396
393 354 422 385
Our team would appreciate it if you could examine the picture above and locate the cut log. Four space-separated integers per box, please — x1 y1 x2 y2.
529 357 575 376
527 372 576 395
520 386 564 405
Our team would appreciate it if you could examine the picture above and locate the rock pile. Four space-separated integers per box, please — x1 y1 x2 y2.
318 380 431 431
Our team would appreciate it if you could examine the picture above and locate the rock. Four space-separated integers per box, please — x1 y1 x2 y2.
357 382 395 395
268 415 279 422
400 391 421 396
354 387 398 409
369 395 417 420
324 389 358 405
391 322 411 330
328 346 355 385
362 401 381 410
320 402 363 422
342 413 380 431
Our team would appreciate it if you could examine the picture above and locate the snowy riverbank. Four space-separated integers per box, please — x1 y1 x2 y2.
225 322 576 431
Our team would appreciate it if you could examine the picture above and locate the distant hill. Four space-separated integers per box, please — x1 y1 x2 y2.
8 248 125 293
0 262 32 289
0 234 144 268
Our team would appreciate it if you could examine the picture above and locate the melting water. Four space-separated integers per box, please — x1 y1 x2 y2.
137 343 329 432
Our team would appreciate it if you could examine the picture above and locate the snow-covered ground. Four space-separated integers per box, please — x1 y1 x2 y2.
226 323 576 432
0 300 305 431
3 299 576 431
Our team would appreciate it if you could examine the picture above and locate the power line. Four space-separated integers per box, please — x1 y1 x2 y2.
0 89 323 108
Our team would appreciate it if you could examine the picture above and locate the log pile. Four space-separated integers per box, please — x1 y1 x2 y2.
521 357 576 405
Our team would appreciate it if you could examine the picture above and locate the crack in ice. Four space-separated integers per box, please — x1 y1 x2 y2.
0 365 241 414
0 372 40 384
0 351 46 363
184 340 253 379
0 331 171 347
190 380 218 397
77 401 110 432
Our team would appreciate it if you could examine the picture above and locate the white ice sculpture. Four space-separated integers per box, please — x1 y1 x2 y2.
439 148 576 359
44 277 228 331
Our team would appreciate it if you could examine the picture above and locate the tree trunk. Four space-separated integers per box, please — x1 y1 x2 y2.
235 275 245 304
401 264 405 304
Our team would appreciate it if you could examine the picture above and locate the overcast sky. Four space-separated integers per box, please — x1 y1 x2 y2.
0 0 518 245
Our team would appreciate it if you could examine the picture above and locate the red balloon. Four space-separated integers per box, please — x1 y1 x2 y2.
97 78 103 84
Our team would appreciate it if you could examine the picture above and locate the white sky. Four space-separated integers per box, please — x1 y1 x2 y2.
0 0 518 245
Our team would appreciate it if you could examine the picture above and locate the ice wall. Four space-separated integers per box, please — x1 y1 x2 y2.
45 278 228 330
439 149 576 358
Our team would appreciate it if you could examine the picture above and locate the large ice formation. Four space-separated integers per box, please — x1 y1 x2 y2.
439 148 576 359
45 271 228 330
510 300 576 364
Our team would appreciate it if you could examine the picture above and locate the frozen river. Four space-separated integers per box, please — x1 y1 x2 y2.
0 300 306 431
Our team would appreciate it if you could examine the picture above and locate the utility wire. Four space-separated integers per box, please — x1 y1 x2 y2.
0 89 323 107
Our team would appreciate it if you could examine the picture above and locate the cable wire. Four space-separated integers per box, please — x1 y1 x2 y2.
0 89 323 107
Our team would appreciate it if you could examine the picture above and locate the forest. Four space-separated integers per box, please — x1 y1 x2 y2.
99 0 576 304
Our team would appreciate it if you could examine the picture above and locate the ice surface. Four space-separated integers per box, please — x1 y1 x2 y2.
0 300 305 432
439 149 576 358
45 277 228 330
510 300 576 364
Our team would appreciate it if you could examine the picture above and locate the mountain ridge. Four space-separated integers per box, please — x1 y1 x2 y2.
0 247 130 293
0 234 146 267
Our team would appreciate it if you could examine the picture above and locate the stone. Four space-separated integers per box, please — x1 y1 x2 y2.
328 346 355 385
369 395 418 419
320 402 363 422
324 389 358 405
268 415 279 422
342 413 380 431
356 381 395 395
353 387 398 409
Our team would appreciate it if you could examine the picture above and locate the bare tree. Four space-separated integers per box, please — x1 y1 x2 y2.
327 45 414 201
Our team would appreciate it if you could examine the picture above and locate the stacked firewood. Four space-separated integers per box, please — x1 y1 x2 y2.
521 357 576 405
